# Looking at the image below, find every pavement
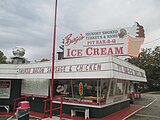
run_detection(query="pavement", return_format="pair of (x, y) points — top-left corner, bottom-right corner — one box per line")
(0, 105), (146, 120)
(42, 117), (69, 120)
(1, 92), (160, 120)
(127, 92), (160, 120)
(42, 92), (160, 120)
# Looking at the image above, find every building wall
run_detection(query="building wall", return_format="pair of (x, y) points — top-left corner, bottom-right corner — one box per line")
(0, 79), (22, 112)
(55, 100), (130, 118)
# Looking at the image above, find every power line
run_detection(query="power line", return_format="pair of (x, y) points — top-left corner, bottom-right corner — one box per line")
(144, 37), (160, 45)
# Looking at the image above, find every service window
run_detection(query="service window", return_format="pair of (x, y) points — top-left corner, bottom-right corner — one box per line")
(115, 80), (125, 95)
(54, 79), (100, 104)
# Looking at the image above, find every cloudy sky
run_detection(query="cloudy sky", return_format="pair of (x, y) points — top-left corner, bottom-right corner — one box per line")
(0, 0), (160, 62)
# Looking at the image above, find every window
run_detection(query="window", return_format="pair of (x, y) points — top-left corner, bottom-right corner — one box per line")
(109, 80), (116, 96)
(115, 80), (125, 95)
(101, 80), (109, 102)
(21, 79), (49, 98)
(54, 80), (99, 104)
(125, 81), (130, 94)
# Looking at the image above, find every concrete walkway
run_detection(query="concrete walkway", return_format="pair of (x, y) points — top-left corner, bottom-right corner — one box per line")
(1, 104), (144, 120)
(42, 116), (70, 120)
(5, 115), (68, 120)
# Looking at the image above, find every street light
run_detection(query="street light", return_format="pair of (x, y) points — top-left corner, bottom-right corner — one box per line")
(50, 0), (58, 118)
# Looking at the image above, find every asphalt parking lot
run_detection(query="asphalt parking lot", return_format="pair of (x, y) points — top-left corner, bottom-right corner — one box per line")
(127, 92), (160, 120)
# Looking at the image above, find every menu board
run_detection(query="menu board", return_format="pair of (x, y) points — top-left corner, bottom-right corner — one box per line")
(0, 80), (11, 98)
(21, 79), (49, 98)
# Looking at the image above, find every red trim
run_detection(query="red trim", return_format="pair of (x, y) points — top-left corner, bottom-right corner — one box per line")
(0, 105), (144, 120)
(61, 105), (144, 120)
(43, 95), (64, 119)
(63, 100), (98, 105)
(54, 99), (105, 106)
(0, 112), (14, 116)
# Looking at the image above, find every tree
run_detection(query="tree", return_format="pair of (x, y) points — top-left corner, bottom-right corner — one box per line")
(40, 58), (50, 62)
(0, 51), (7, 64)
(127, 47), (160, 91)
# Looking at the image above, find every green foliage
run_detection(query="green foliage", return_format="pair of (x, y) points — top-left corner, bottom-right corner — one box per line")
(0, 51), (7, 64)
(40, 58), (50, 62)
(127, 47), (160, 91)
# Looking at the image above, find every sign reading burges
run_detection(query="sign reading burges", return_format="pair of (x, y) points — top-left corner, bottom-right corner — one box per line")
(64, 22), (145, 58)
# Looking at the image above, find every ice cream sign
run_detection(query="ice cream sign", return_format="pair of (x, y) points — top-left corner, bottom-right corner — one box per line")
(64, 22), (145, 58)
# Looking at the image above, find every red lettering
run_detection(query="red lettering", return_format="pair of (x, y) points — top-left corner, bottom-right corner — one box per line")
(85, 47), (124, 56)
(65, 34), (72, 46)
(66, 49), (71, 57)
(101, 48), (107, 55)
(71, 49), (77, 56)
(108, 48), (113, 54)
(86, 47), (92, 55)
(67, 49), (83, 57)
(115, 47), (123, 54)
(64, 33), (85, 46)
(77, 49), (82, 56)
(93, 48), (100, 55)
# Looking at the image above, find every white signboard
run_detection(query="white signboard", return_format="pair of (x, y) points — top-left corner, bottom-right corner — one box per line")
(0, 80), (11, 98)
(64, 22), (145, 58)
(17, 61), (145, 79)
(21, 79), (49, 98)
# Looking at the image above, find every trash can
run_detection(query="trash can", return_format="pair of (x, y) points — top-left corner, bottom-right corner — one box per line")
(15, 101), (30, 120)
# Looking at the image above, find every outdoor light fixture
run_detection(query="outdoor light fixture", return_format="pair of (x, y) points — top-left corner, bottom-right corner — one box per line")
(32, 96), (35, 100)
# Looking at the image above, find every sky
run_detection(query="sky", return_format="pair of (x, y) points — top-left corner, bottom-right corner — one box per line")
(0, 0), (160, 62)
